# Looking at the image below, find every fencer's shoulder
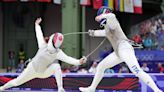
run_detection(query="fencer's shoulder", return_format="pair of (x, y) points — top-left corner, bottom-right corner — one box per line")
(56, 49), (66, 56)
(38, 44), (47, 50)
(106, 13), (116, 18)
(56, 49), (63, 53)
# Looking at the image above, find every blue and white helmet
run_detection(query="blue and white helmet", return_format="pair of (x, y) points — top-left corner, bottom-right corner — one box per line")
(97, 6), (113, 16)
(97, 6), (113, 27)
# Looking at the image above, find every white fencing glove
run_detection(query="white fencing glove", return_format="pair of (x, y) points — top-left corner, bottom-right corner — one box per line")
(79, 56), (87, 65)
(88, 29), (95, 37)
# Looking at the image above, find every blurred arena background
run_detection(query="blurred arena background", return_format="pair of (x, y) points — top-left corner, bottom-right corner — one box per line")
(0, 0), (164, 92)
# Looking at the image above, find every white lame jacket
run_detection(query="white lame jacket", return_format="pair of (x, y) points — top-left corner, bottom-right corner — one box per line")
(31, 24), (81, 73)
(93, 13), (128, 54)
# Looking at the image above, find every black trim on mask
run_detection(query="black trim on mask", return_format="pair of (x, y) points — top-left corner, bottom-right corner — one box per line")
(52, 36), (56, 48)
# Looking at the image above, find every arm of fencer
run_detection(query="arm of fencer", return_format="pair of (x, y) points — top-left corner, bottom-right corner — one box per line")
(35, 24), (46, 48)
(93, 29), (106, 37)
(56, 50), (81, 66)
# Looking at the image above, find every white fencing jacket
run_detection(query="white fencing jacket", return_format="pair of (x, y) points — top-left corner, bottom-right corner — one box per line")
(31, 24), (81, 73)
(93, 13), (129, 54)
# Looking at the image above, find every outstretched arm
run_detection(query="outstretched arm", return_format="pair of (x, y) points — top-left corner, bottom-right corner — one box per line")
(56, 50), (86, 66)
(88, 29), (106, 37)
(35, 18), (46, 48)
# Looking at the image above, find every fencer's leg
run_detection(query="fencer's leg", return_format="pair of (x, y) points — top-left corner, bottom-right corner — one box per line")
(119, 48), (162, 92)
(79, 52), (122, 92)
(41, 63), (65, 92)
(54, 64), (65, 92)
(0, 63), (37, 91)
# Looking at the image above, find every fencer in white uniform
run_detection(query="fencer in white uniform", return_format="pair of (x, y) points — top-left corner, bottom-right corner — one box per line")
(79, 6), (162, 92)
(0, 18), (87, 92)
